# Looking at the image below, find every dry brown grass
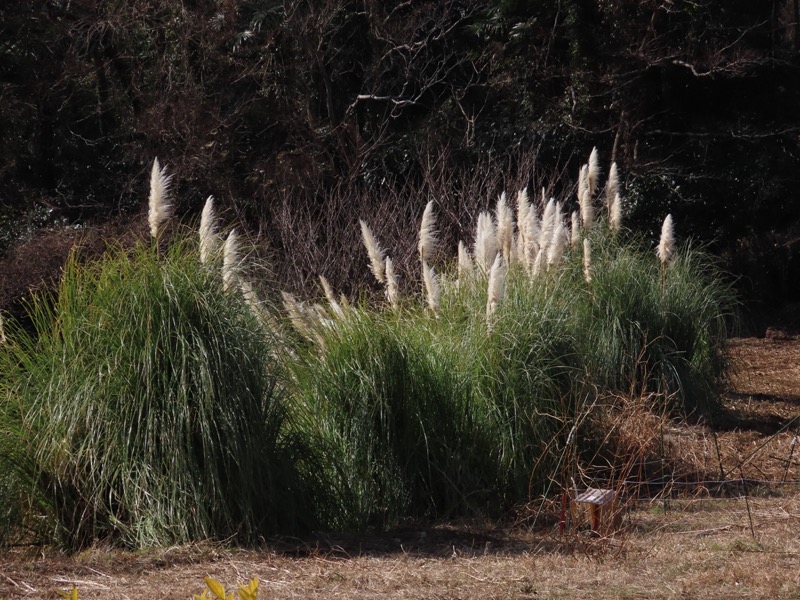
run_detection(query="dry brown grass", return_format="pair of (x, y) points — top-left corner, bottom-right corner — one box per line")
(2, 492), (799, 599)
(1, 337), (799, 600)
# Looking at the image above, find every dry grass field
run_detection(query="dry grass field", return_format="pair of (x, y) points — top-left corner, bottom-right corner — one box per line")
(2, 336), (798, 600)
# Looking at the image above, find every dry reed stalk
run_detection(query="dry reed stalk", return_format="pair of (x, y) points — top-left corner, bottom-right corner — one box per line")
(222, 229), (239, 292)
(199, 195), (217, 264)
(359, 219), (386, 284)
(148, 157), (173, 239)
(658, 214), (675, 265)
(385, 257), (400, 309)
(486, 253), (506, 327)
(422, 260), (440, 315)
(418, 200), (437, 263)
(474, 211), (497, 274)
(0, 314), (5, 344)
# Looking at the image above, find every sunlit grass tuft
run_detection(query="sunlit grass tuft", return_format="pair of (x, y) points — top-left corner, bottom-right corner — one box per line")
(0, 239), (305, 548)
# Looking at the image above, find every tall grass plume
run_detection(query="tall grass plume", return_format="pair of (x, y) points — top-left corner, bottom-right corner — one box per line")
(148, 158), (173, 239)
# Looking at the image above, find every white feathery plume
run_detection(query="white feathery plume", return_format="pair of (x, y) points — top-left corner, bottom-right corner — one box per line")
(529, 208), (541, 249)
(282, 291), (321, 344)
(516, 187), (533, 269)
(658, 214), (675, 265)
(496, 192), (514, 266)
(532, 247), (545, 277)
(512, 231), (522, 266)
(587, 146), (600, 198)
(319, 274), (336, 305)
(474, 211), (497, 274)
(222, 229), (240, 292)
(311, 303), (335, 329)
(547, 215), (567, 267)
(199, 195), (217, 264)
(359, 219), (386, 284)
(606, 161), (619, 207)
(458, 240), (475, 282)
(486, 253), (506, 327)
(525, 218), (541, 270)
(385, 257), (400, 309)
(583, 238), (592, 283)
(539, 197), (556, 255)
(579, 164), (594, 232)
(521, 207), (541, 272)
(578, 163), (588, 204)
(148, 157), (173, 239)
(320, 275), (344, 317)
(281, 291), (304, 330)
(571, 211), (580, 248)
(422, 260), (440, 315)
(516, 187), (530, 241)
(241, 279), (256, 305)
(418, 200), (437, 263)
(554, 200), (565, 237)
(610, 192), (623, 233)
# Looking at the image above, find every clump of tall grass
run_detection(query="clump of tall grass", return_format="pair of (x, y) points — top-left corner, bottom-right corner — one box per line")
(566, 231), (734, 415)
(0, 150), (736, 545)
(284, 307), (486, 528)
(0, 391), (54, 545)
(281, 149), (735, 526)
(283, 282), (583, 528)
(0, 238), (303, 548)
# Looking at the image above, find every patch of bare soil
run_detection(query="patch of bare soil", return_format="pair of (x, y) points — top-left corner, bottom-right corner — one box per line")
(2, 338), (799, 600)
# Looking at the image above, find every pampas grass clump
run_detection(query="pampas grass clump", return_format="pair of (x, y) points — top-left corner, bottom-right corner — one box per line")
(280, 148), (734, 528)
(0, 149), (737, 545)
(0, 240), (304, 548)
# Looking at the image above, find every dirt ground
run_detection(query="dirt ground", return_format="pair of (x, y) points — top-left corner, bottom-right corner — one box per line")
(2, 336), (799, 600)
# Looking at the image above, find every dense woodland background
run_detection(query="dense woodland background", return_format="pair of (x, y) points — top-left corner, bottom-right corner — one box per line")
(1, 0), (799, 328)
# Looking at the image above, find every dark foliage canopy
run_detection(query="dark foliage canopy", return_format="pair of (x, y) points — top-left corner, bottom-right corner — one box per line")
(1, 0), (799, 318)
